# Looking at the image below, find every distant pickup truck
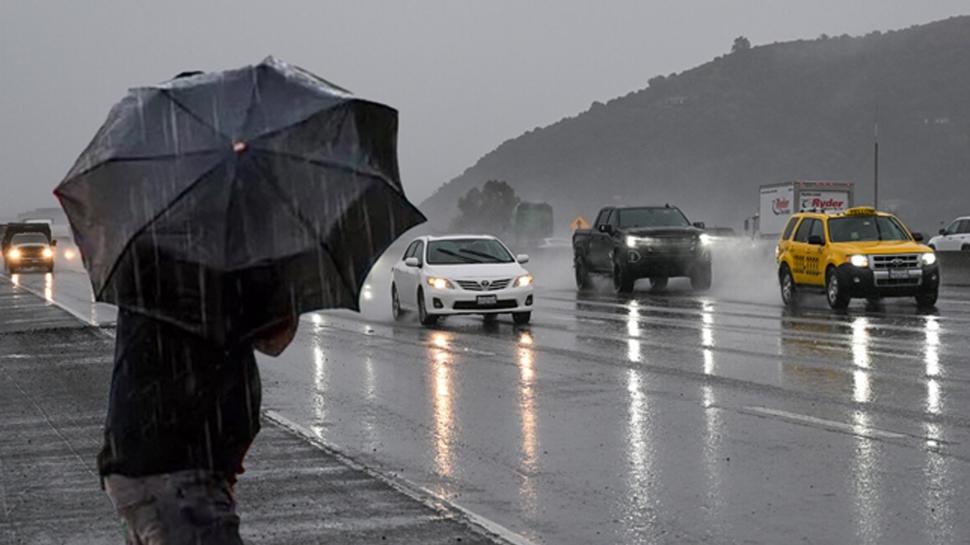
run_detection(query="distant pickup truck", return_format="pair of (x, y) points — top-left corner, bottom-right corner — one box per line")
(573, 205), (712, 293)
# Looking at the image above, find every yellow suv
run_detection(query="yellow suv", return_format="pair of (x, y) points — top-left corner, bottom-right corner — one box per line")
(776, 207), (939, 309)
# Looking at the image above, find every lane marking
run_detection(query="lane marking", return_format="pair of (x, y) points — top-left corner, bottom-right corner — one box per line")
(263, 409), (538, 545)
(743, 406), (907, 440)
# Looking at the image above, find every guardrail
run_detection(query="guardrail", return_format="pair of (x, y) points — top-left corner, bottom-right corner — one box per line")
(939, 251), (970, 287)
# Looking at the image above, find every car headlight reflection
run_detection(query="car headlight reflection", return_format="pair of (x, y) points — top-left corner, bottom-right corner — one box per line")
(921, 252), (937, 266)
(849, 254), (869, 268)
(427, 277), (454, 290)
(515, 274), (534, 288)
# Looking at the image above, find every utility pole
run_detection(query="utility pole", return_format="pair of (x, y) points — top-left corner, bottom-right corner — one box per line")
(873, 123), (879, 209)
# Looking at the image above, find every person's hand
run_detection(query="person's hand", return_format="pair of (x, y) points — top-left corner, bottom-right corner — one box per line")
(254, 315), (298, 356)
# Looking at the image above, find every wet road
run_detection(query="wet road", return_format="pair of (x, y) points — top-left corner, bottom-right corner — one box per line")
(7, 249), (970, 544)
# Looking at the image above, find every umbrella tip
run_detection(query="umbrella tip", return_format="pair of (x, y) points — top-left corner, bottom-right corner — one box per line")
(232, 141), (247, 153)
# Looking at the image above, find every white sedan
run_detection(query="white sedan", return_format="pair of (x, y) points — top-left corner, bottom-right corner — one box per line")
(928, 216), (970, 251)
(391, 235), (535, 326)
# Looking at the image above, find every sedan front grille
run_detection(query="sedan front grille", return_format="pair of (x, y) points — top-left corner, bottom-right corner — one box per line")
(456, 279), (512, 291)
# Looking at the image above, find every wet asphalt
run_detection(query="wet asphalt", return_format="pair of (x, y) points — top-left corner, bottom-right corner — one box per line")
(9, 245), (970, 545)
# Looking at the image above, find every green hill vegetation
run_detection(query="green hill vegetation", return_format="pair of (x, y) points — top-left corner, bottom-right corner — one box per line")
(421, 16), (970, 234)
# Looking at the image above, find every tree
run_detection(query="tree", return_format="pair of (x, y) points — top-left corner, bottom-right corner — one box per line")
(451, 180), (520, 235)
(731, 36), (751, 53)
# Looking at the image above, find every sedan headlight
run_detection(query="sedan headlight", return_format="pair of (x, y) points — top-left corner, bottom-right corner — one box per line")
(699, 233), (713, 246)
(515, 274), (534, 288)
(849, 254), (869, 268)
(42, 247), (54, 259)
(7, 248), (21, 261)
(427, 277), (454, 290)
(921, 252), (937, 266)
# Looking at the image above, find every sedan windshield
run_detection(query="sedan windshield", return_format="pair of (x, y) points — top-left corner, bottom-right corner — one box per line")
(427, 239), (514, 265)
(616, 208), (690, 228)
(828, 216), (911, 242)
(10, 233), (49, 245)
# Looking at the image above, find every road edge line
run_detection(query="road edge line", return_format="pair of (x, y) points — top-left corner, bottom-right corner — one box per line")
(1, 273), (115, 338)
(263, 409), (537, 545)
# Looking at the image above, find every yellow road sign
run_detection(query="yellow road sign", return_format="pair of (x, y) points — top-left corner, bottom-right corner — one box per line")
(570, 216), (591, 230)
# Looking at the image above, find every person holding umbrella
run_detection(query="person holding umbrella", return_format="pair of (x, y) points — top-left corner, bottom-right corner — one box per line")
(55, 58), (425, 544)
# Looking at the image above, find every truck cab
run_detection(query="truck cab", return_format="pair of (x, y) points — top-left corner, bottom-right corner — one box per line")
(573, 205), (712, 293)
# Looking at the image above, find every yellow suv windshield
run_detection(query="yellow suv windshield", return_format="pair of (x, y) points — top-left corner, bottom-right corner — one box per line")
(828, 215), (909, 243)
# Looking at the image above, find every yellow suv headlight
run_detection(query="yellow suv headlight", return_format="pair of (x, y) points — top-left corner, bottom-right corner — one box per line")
(849, 254), (869, 268)
(921, 253), (937, 266)
(427, 277), (454, 290)
(515, 274), (534, 288)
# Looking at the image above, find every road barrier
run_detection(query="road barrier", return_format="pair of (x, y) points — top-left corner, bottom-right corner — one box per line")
(939, 251), (970, 287)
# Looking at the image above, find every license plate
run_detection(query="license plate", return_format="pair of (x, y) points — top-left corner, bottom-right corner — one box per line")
(476, 295), (498, 306)
(889, 269), (909, 279)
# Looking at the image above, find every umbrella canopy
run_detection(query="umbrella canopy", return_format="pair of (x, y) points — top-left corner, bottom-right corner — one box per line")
(55, 57), (426, 344)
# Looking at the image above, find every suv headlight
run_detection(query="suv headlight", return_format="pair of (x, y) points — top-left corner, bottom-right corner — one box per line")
(921, 253), (937, 266)
(515, 274), (534, 288)
(625, 236), (637, 248)
(849, 254), (869, 268)
(7, 248), (21, 261)
(699, 233), (713, 246)
(427, 277), (454, 290)
(42, 247), (54, 259)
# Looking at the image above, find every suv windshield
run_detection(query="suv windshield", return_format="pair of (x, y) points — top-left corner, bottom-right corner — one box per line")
(616, 208), (690, 228)
(427, 239), (514, 265)
(828, 216), (910, 243)
(10, 233), (50, 245)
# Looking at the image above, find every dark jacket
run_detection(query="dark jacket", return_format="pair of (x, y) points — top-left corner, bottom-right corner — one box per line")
(97, 309), (261, 478)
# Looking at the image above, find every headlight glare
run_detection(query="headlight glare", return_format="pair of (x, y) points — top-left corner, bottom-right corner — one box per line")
(921, 252), (937, 266)
(849, 254), (869, 268)
(625, 236), (637, 248)
(515, 274), (534, 288)
(699, 233), (713, 246)
(42, 247), (54, 259)
(427, 277), (453, 290)
(7, 248), (21, 261)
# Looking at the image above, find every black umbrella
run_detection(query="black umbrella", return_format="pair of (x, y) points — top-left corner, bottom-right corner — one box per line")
(55, 57), (426, 344)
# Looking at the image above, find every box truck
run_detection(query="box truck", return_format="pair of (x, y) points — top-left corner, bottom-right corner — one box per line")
(757, 181), (854, 238)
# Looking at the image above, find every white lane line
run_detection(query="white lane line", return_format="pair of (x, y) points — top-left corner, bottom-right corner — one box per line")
(263, 409), (537, 545)
(743, 406), (907, 440)
(2, 274), (115, 338)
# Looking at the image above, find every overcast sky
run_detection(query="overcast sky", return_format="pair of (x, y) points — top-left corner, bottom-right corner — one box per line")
(1, 1), (966, 219)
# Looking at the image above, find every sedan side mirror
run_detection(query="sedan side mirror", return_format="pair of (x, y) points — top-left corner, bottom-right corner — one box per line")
(808, 235), (824, 245)
(404, 257), (420, 268)
(939, 228), (946, 236)
(912, 232), (924, 242)
(693, 222), (706, 229)
(517, 254), (530, 264)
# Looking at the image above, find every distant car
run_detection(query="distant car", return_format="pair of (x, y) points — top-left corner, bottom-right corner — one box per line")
(391, 235), (535, 326)
(928, 216), (970, 251)
(4, 232), (56, 274)
(776, 207), (938, 309)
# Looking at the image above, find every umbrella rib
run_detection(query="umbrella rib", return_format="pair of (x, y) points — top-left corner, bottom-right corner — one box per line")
(58, 150), (224, 186)
(253, 148), (394, 188)
(159, 89), (233, 141)
(94, 158), (230, 301)
(248, 158), (360, 300)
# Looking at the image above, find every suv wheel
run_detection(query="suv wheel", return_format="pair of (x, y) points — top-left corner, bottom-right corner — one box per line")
(613, 264), (634, 294)
(916, 290), (939, 308)
(779, 265), (797, 307)
(391, 284), (404, 320)
(690, 262), (712, 291)
(575, 260), (591, 290)
(963, 244), (970, 252)
(825, 268), (851, 310)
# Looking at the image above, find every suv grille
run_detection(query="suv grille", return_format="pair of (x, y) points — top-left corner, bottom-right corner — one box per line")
(456, 279), (512, 291)
(871, 254), (920, 270)
(870, 254), (922, 287)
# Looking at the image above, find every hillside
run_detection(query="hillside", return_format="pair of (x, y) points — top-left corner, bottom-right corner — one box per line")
(421, 16), (970, 233)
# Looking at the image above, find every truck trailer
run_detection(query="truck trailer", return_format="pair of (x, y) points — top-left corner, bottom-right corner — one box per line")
(757, 181), (854, 239)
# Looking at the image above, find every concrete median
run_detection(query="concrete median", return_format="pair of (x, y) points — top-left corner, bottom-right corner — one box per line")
(939, 251), (970, 287)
